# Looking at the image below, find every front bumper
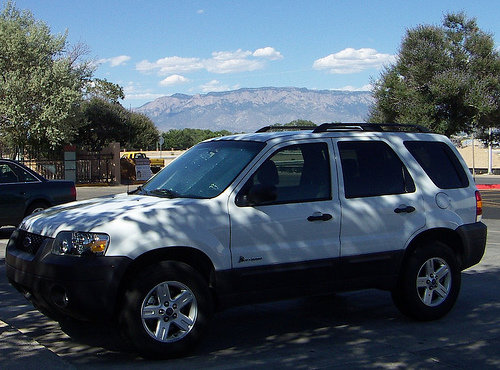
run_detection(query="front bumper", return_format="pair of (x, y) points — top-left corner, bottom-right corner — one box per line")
(5, 229), (132, 321)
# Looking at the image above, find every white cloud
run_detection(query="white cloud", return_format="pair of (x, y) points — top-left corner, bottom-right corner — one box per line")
(159, 74), (190, 86)
(206, 49), (264, 74)
(197, 9), (205, 14)
(136, 47), (283, 75)
(336, 84), (373, 91)
(200, 80), (239, 93)
(313, 48), (395, 74)
(137, 56), (204, 75)
(98, 55), (131, 67)
(123, 82), (163, 101)
(253, 47), (283, 60)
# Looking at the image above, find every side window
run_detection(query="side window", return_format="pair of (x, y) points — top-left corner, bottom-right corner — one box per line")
(339, 141), (415, 199)
(238, 142), (331, 205)
(0, 164), (19, 183)
(11, 164), (37, 182)
(404, 141), (469, 189)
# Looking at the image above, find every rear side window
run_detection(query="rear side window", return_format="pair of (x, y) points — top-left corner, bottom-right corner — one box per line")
(339, 141), (415, 198)
(404, 141), (469, 189)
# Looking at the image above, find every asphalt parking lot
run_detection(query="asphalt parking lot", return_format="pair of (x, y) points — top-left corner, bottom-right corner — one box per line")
(0, 186), (499, 369)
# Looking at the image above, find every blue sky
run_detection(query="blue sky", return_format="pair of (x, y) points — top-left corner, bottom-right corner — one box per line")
(11, 0), (500, 108)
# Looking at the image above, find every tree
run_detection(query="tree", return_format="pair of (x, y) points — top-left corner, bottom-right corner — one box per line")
(0, 2), (93, 157)
(85, 78), (125, 104)
(273, 119), (317, 127)
(76, 98), (129, 151)
(369, 12), (500, 137)
(127, 112), (159, 150)
(162, 128), (233, 150)
(75, 98), (159, 151)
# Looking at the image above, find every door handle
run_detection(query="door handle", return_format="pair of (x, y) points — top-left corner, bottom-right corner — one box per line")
(307, 213), (333, 222)
(394, 205), (416, 214)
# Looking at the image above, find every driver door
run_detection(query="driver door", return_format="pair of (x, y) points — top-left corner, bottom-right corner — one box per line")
(228, 140), (341, 290)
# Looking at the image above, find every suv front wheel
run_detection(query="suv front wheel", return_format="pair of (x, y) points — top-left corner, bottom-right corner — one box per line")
(121, 261), (214, 358)
(392, 241), (461, 321)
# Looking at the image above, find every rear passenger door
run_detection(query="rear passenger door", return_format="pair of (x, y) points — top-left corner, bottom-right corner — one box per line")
(336, 139), (425, 276)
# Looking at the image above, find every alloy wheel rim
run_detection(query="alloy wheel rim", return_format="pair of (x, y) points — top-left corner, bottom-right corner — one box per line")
(141, 281), (198, 343)
(416, 257), (452, 307)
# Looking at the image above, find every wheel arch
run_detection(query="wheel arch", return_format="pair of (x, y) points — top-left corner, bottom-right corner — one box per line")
(404, 228), (465, 268)
(24, 198), (51, 216)
(116, 246), (217, 312)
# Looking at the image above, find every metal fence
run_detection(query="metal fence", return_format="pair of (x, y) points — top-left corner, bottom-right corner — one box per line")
(20, 154), (115, 184)
(76, 153), (115, 184)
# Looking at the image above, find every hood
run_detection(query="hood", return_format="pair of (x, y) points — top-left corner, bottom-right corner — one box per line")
(20, 192), (192, 237)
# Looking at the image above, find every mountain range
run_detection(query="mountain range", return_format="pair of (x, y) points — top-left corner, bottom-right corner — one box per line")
(135, 87), (374, 133)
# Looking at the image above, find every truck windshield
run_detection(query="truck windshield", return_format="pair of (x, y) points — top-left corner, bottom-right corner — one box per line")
(139, 140), (265, 199)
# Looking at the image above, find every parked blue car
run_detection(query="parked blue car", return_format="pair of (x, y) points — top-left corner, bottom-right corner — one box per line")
(0, 159), (76, 227)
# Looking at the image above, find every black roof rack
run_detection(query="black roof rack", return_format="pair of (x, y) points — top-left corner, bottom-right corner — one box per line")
(255, 123), (431, 134)
(255, 125), (317, 133)
(312, 123), (430, 133)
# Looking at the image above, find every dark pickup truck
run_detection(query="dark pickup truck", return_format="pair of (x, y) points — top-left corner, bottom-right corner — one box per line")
(0, 159), (76, 227)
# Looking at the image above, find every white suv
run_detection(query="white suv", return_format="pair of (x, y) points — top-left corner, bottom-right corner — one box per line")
(6, 123), (487, 358)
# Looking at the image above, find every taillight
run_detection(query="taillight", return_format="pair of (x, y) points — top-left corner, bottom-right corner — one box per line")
(71, 185), (77, 200)
(475, 190), (483, 222)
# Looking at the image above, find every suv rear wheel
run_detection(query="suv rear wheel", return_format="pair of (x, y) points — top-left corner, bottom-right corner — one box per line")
(392, 241), (461, 321)
(121, 261), (213, 358)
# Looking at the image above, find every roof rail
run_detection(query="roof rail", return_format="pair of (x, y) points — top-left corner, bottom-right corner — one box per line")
(256, 125), (317, 133)
(312, 122), (430, 133)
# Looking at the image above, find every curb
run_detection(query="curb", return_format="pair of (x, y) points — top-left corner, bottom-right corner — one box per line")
(476, 184), (500, 190)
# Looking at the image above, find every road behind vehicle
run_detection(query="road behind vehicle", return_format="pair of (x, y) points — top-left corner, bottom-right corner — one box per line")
(0, 159), (76, 227)
(5, 123), (486, 358)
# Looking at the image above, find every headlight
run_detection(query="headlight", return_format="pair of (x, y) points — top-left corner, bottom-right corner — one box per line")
(53, 231), (110, 256)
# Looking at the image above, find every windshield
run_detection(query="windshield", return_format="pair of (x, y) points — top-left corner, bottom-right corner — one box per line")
(138, 140), (265, 199)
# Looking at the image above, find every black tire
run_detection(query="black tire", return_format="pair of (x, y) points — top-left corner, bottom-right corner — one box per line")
(392, 241), (461, 321)
(120, 261), (213, 359)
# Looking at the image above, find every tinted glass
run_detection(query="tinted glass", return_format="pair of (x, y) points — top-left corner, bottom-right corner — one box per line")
(0, 163), (19, 183)
(404, 141), (469, 189)
(11, 163), (38, 182)
(339, 141), (415, 198)
(241, 142), (331, 205)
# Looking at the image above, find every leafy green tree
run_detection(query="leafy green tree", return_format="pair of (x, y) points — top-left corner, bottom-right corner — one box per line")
(0, 2), (93, 157)
(85, 78), (125, 104)
(273, 119), (317, 127)
(369, 12), (500, 136)
(75, 98), (159, 151)
(284, 119), (316, 127)
(162, 128), (232, 150)
(127, 112), (159, 150)
(76, 98), (129, 151)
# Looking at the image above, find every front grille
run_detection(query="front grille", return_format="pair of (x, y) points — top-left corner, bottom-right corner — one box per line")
(14, 230), (49, 255)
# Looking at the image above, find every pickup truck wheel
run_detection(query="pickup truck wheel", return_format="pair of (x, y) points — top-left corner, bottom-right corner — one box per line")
(121, 261), (213, 359)
(392, 242), (461, 321)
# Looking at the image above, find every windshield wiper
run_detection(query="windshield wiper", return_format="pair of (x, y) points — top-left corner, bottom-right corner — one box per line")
(128, 185), (143, 195)
(148, 189), (180, 198)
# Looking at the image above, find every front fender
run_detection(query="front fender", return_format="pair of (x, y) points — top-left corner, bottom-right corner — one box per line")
(102, 199), (231, 270)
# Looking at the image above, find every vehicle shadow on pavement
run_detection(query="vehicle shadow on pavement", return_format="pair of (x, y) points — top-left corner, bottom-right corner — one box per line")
(0, 266), (499, 368)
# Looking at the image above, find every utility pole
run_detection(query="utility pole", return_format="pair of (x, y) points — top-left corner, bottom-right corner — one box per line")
(488, 128), (493, 174)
